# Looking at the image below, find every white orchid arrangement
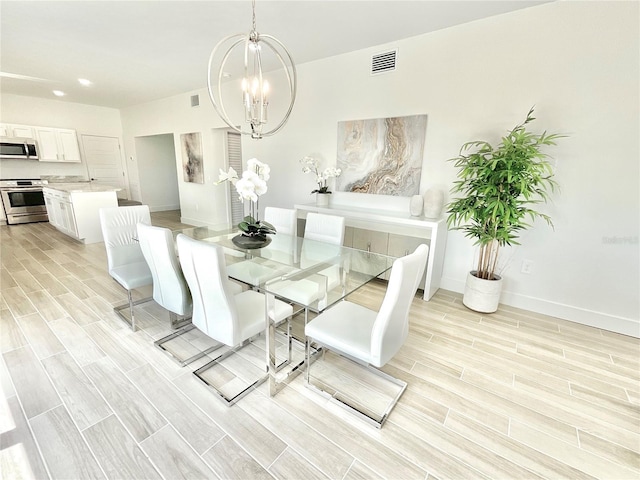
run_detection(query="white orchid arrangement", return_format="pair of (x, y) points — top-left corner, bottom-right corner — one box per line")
(218, 158), (276, 238)
(300, 156), (342, 194)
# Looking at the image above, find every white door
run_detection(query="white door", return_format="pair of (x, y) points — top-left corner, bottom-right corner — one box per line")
(82, 135), (127, 199)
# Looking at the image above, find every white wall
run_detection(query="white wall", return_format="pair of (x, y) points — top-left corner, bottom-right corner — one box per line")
(0, 94), (125, 183)
(134, 134), (180, 211)
(120, 1), (639, 335)
(120, 94), (232, 227)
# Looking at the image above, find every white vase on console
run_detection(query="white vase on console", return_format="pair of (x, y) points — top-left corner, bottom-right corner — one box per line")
(423, 188), (444, 218)
(316, 193), (330, 207)
(409, 195), (423, 216)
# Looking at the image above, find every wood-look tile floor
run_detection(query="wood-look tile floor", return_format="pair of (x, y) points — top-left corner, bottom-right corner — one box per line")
(1, 211), (639, 479)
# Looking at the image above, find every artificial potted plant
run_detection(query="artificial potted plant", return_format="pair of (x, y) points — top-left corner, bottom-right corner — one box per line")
(217, 158), (276, 249)
(300, 156), (342, 207)
(446, 107), (562, 313)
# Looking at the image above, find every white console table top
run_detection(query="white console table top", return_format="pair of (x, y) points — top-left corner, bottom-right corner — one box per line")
(294, 203), (445, 230)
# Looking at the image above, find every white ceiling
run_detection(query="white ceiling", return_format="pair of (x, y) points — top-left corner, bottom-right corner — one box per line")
(0, 1), (548, 109)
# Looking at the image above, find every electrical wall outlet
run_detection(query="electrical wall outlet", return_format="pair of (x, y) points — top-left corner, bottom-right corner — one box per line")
(521, 259), (534, 274)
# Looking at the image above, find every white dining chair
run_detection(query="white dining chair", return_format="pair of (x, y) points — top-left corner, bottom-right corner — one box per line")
(304, 212), (344, 245)
(257, 207), (298, 268)
(99, 205), (153, 331)
(136, 223), (192, 329)
(140, 225), (244, 366)
(264, 206), (297, 236)
(302, 211), (345, 294)
(304, 243), (429, 427)
(177, 234), (293, 405)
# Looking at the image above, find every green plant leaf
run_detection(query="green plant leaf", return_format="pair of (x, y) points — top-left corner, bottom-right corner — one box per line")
(446, 107), (563, 278)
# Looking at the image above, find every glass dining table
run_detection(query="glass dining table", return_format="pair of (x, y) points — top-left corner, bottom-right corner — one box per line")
(175, 226), (395, 396)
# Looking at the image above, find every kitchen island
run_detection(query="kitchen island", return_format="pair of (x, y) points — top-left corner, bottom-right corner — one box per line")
(43, 183), (119, 244)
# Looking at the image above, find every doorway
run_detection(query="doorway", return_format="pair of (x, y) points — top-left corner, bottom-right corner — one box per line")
(134, 134), (180, 212)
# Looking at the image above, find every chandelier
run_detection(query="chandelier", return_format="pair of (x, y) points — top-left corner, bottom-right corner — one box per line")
(207, 0), (297, 139)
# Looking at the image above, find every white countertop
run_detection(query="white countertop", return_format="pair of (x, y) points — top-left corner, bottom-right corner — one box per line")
(43, 182), (121, 193)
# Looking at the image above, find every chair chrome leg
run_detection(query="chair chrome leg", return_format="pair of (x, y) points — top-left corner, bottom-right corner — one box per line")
(154, 324), (223, 367)
(286, 318), (292, 364)
(303, 348), (407, 428)
(305, 335), (311, 383)
(128, 290), (135, 331)
(113, 292), (152, 331)
(169, 311), (192, 330)
(194, 345), (268, 406)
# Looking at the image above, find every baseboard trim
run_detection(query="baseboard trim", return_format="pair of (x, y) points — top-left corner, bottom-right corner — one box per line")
(440, 277), (639, 338)
(179, 216), (229, 230)
(149, 204), (180, 212)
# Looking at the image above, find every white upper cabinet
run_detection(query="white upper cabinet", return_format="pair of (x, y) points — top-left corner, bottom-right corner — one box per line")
(35, 127), (81, 163)
(0, 123), (35, 138)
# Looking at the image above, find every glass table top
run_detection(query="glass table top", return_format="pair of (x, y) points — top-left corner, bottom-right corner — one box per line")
(174, 226), (394, 312)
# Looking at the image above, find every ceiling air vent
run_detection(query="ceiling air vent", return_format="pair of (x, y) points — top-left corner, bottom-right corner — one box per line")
(190, 94), (200, 107)
(371, 49), (397, 75)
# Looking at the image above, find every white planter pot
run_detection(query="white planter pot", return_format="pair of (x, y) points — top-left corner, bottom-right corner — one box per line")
(463, 271), (503, 313)
(316, 193), (330, 207)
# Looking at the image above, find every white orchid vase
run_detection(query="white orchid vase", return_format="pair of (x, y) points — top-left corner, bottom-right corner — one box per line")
(300, 156), (341, 194)
(218, 158), (276, 240)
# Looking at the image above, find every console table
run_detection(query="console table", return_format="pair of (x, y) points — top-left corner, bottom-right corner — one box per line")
(294, 203), (447, 300)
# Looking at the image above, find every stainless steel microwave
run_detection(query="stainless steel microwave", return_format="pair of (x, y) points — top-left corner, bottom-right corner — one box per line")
(0, 137), (39, 160)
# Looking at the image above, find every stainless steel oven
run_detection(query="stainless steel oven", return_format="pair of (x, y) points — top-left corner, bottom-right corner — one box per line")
(0, 179), (49, 224)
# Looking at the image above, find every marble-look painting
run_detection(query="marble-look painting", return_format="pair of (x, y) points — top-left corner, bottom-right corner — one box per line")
(336, 114), (427, 196)
(181, 132), (204, 184)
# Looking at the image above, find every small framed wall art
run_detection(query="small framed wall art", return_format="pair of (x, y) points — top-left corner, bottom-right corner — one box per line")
(181, 132), (204, 184)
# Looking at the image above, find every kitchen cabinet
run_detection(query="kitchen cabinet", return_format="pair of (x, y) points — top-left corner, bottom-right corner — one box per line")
(0, 123), (35, 138)
(43, 186), (118, 243)
(44, 189), (78, 238)
(35, 127), (81, 163)
(296, 203), (448, 300)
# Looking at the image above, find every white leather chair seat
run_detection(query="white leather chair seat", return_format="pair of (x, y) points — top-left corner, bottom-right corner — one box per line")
(110, 262), (154, 290)
(317, 265), (340, 291)
(267, 277), (325, 306)
(305, 301), (377, 364)
(228, 280), (244, 295)
(227, 260), (296, 286)
(235, 290), (293, 340)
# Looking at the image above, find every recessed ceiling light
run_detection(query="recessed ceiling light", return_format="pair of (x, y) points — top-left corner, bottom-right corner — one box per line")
(78, 78), (92, 86)
(52, 90), (65, 97)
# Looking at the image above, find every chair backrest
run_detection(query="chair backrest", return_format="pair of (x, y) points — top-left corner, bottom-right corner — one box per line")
(99, 205), (151, 273)
(304, 212), (345, 245)
(264, 207), (297, 236)
(137, 223), (191, 316)
(176, 234), (240, 346)
(370, 244), (429, 367)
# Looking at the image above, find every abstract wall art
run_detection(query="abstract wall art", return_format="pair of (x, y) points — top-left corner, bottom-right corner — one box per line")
(180, 132), (204, 184)
(336, 114), (427, 196)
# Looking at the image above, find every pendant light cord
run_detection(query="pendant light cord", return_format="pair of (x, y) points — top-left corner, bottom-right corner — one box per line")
(251, 0), (257, 32)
